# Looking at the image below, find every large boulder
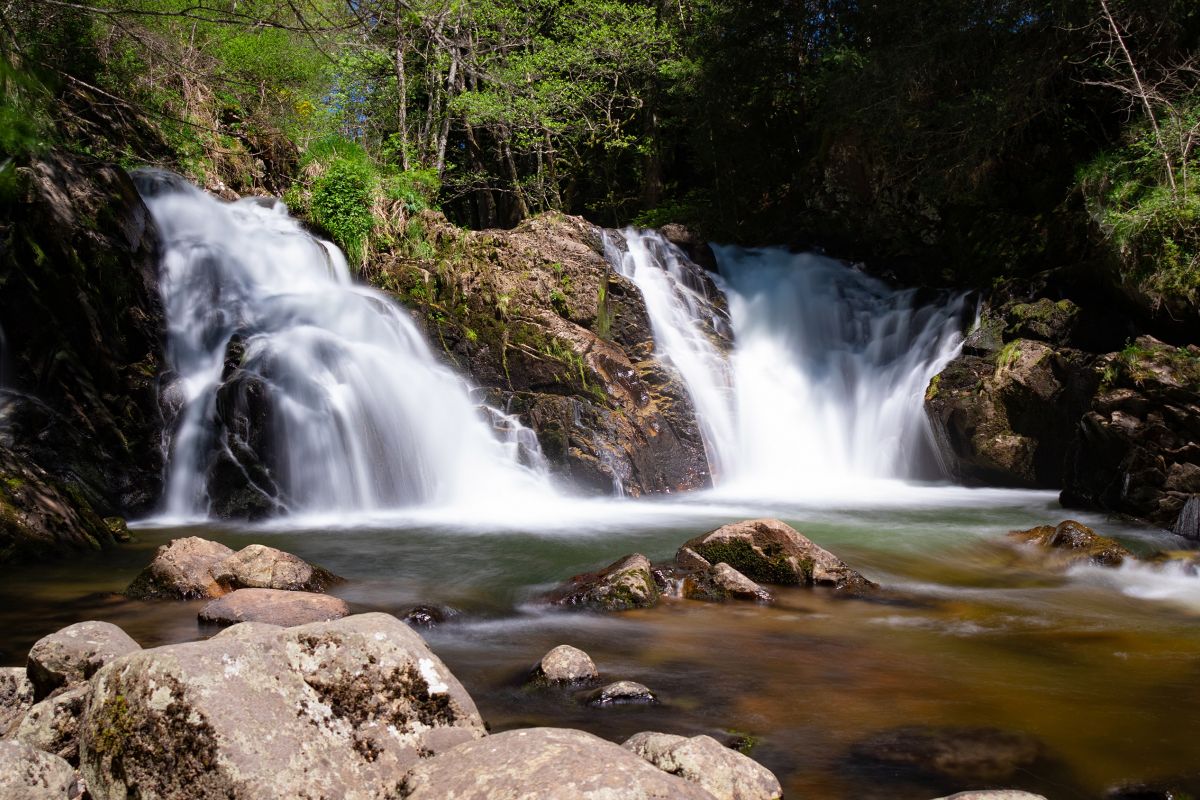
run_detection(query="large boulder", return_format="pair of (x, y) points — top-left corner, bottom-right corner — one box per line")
(623, 731), (782, 800)
(26, 621), (140, 701)
(399, 727), (718, 799)
(0, 667), (35, 736)
(198, 588), (350, 628)
(124, 536), (234, 599)
(547, 553), (660, 611)
(214, 543), (341, 592)
(14, 684), (89, 765)
(0, 153), (166, 564)
(1061, 336), (1200, 529)
(1007, 520), (1132, 568)
(0, 740), (76, 799)
(79, 613), (484, 800)
(680, 519), (875, 592)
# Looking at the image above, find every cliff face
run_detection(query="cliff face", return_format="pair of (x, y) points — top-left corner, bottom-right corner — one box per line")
(0, 154), (166, 562)
(370, 212), (717, 497)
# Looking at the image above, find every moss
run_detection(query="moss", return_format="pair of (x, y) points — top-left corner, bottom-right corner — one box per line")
(91, 693), (134, 758)
(996, 341), (1022, 370)
(693, 540), (802, 586)
(924, 373), (941, 401)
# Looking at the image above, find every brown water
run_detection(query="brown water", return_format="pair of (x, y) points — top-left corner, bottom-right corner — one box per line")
(3, 488), (1198, 799)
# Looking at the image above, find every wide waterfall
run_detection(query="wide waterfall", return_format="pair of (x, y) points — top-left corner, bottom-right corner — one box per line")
(609, 230), (968, 496)
(138, 172), (548, 519)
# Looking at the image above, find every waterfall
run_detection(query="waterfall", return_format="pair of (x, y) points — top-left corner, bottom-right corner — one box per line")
(607, 230), (967, 496)
(139, 172), (548, 519)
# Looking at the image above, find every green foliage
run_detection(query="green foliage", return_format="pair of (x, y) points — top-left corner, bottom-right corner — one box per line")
(309, 148), (377, 267)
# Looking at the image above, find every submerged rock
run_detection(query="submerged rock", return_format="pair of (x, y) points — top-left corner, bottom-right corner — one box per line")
(547, 553), (660, 611)
(79, 613), (485, 800)
(0, 739), (76, 799)
(214, 543), (341, 592)
(197, 588), (351, 628)
(0, 668), (35, 736)
(402, 604), (461, 629)
(26, 621), (140, 701)
(124, 536), (234, 600)
(851, 725), (1045, 783)
(14, 684), (88, 765)
(682, 563), (773, 604)
(400, 727), (717, 800)
(531, 645), (599, 685)
(586, 680), (657, 707)
(1008, 520), (1132, 567)
(681, 519), (876, 592)
(623, 731), (782, 800)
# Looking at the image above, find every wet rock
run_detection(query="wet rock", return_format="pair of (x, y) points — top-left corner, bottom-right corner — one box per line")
(851, 725), (1045, 783)
(681, 519), (876, 592)
(1008, 520), (1132, 567)
(0, 739), (76, 799)
(79, 613), (486, 800)
(214, 543), (341, 592)
(26, 621), (140, 701)
(1174, 495), (1200, 541)
(402, 604), (460, 629)
(682, 563), (773, 604)
(123, 536), (234, 600)
(531, 645), (598, 684)
(400, 727), (717, 800)
(14, 684), (88, 765)
(586, 680), (657, 707)
(547, 553), (660, 611)
(206, 368), (285, 520)
(676, 546), (712, 571)
(1061, 337), (1200, 528)
(624, 731), (782, 800)
(0, 667), (35, 736)
(198, 588), (351, 628)
(932, 793), (1048, 800)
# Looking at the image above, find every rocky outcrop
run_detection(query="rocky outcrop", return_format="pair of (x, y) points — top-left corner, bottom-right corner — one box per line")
(623, 732), (783, 800)
(1060, 336), (1200, 528)
(0, 739), (77, 799)
(530, 645), (599, 685)
(0, 153), (165, 563)
(1008, 520), (1132, 568)
(79, 613), (485, 800)
(680, 518), (876, 593)
(26, 621), (140, 701)
(367, 212), (718, 498)
(546, 553), (660, 611)
(399, 727), (717, 800)
(124, 537), (341, 600)
(198, 588), (350, 627)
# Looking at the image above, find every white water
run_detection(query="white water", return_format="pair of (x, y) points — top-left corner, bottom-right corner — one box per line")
(139, 173), (548, 519)
(607, 230), (967, 497)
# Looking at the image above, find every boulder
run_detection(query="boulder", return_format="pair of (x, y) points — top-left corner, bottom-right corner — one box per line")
(682, 563), (773, 604)
(198, 588), (351, 627)
(851, 725), (1044, 783)
(124, 536), (234, 599)
(586, 681), (657, 707)
(531, 645), (598, 684)
(1008, 520), (1132, 567)
(79, 613), (485, 800)
(680, 519), (875, 592)
(26, 621), (141, 701)
(14, 684), (89, 765)
(623, 732), (782, 800)
(0, 740), (76, 799)
(547, 553), (660, 611)
(213, 543), (341, 592)
(399, 727), (718, 799)
(0, 667), (35, 736)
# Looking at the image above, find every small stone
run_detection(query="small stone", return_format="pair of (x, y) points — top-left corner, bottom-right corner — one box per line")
(547, 553), (660, 611)
(214, 543), (341, 593)
(198, 588), (350, 628)
(0, 739), (75, 799)
(14, 684), (89, 765)
(624, 731), (782, 800)
(532, 645), (598, 684)
(0, 667), (35, 736)
(124, 537), (234, 600)
(26, 621), (140, 701)
(401, 727), (716, 800)
(586, 680), (656, 707)
(402, 605), (460, 629)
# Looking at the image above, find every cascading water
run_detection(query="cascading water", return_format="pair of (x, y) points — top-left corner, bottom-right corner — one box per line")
(607, 230), (968, 496)
(139, 172), (548, 520)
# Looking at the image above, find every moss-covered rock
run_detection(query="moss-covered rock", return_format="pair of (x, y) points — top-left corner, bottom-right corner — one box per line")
(546, 553), (660, 611)
(1007, 520), (1132, 568)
